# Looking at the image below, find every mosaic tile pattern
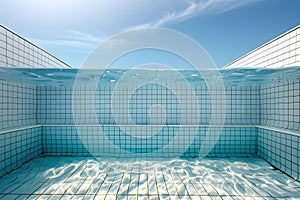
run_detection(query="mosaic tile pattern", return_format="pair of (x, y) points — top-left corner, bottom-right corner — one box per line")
(37, 84), (260, 126)
(0, 126), (42, 177)
(0, 157), (299, 199)
(259, 77), (300, 181)
(0, 80), (37, 132)
(42, 126), (257, 157)
(261, 78), (300, 131)
(1, 69), (299, 184)
(0, 25), (70, 68)
(258, 127), (300, 180)
(224, 25), (300, 68)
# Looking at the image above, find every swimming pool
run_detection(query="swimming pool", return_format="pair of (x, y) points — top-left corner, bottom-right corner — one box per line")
(0, 67), (299, 199)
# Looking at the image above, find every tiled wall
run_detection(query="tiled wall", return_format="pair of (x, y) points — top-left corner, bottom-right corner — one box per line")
(42, 125), (257, 157)
(0, 80), (36, 132)
(261, 78), (300, 131)
(0, 126), (42, 177)
(224, 25), (300, 68)
(258, 127), (300, 180)
(224, 85), (260, 125)
(0, 80), (41, 178)
(0, 72), (299, 180)
(36, 84), (260, 125)
(42, 126), (89, 156)
(0, 25), (70, 68)
(259, 77), (300, 180)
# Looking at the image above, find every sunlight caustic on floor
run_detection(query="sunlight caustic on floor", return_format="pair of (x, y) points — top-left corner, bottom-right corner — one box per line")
(0, 157), (299, 199)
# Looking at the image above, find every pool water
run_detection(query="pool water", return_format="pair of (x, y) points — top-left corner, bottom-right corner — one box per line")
(0, 67), (299, 199)
(0, 156), (299, 199)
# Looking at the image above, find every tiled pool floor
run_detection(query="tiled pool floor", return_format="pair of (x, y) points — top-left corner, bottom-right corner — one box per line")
(0, 156), (299, 200)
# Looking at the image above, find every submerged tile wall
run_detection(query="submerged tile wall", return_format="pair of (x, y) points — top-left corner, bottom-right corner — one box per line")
(42, 126), (257, 157)
(0, 126), (42, 177)
(258, 77), (300, 180)
(258, 127), (300, 180)
(36, 83), (259, 157)
(0, 80), (36, 132)
(36, 84), (260, 126)
(0, 80), (41, 177)
(0, 75), (299, 180)
(261, 78), (300, 131)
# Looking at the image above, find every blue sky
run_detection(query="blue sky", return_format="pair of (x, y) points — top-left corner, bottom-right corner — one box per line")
(0, 0), (299, 68)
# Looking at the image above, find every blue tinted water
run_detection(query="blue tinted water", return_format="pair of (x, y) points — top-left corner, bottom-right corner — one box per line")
(0, 67), (300, 198)
(0, 67), (299, 86)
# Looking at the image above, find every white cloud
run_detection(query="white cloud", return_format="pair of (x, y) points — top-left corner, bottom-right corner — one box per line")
(0, 0), (260, 66)
(138, 0), (260, 27)
(38, 0), (259, 54)
(64, 30), (105, 44)
(29, 30), (106, 51)
(3, 0), (259, 46)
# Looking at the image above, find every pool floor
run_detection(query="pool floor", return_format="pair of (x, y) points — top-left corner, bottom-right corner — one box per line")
(0, 156), (299, 199)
